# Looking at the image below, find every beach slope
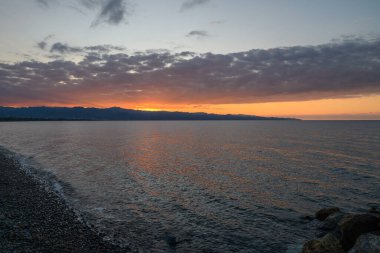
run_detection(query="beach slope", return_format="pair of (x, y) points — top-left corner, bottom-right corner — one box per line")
(0, 152), (128, 252)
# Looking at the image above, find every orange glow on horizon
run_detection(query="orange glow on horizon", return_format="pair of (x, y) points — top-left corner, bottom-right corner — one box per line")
(4, 94), (380, 120)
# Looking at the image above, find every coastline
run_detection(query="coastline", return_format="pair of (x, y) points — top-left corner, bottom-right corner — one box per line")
(0, 150), (129, 252)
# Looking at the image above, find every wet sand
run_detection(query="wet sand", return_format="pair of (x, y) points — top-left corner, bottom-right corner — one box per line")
(0, 151), (129, 252)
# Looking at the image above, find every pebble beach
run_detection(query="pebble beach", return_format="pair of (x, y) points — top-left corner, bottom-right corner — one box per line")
(0, 152), (129, 253)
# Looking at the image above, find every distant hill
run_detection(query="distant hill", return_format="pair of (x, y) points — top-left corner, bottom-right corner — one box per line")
(0, 106), (297, 121)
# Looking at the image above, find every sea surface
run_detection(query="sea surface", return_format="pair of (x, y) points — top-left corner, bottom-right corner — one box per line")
(0, 121), (379, 252)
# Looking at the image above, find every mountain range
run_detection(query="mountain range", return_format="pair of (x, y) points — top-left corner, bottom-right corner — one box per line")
(0, 106), (296, 121)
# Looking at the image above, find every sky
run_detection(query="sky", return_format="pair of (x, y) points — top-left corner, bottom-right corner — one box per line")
(0, 0), (380, 119)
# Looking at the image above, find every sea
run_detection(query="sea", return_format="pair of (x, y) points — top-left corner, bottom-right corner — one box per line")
(0, 120), (379, 252)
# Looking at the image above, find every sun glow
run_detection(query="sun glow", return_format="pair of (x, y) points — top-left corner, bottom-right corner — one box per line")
(134, 106), (162, 112)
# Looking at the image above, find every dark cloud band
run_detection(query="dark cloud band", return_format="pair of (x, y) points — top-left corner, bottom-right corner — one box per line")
(37, 40), (125, 54)
(1, 38), (380, 106)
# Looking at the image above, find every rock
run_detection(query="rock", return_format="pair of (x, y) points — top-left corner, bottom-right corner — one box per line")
(302, 233), (344, 253)
(286, 243), (304, 253)
(316, 212), (347, 238)
(319, 212), (347, 230)
(316, 207), (340, 221)
(340, 214), (380, 251)
(338, 214), (355, 227)
(301, 215), (314, 221)
(348, 233), (380, 253)
(164, 234), (177, 247)
(368, 207), (380, 215)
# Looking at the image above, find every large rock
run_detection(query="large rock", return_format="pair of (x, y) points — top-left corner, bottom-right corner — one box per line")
(302, 233), (344, 253)
(348, 232), (380, 253)
(316, 212), (347, 238)
(316, 207), (340, 221)
(339, 214), (380, 251)
(368, 207), (380, 216)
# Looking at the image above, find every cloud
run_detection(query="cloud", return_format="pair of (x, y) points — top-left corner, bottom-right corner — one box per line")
(210, 20), (224, 25)
(36, 35), (55, 50)
(50, 43), (82, 54)
(84, 45), (125, 52)
(37, 40), (125, 54)
(186, 30), (209, 38)
(37, 41), (48, 50)
(35, 0), (52, 7)
(1, 38), (380, 107)
(180, 0), (211, 12)
(91, 0), (130, 27)
(35, 0), (131, 26)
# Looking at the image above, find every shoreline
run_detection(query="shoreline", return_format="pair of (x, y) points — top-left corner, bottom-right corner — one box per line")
(0, 151), (130, 252)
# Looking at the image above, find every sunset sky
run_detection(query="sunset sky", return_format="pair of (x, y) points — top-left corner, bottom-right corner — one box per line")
(0, 0), (380, 119)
